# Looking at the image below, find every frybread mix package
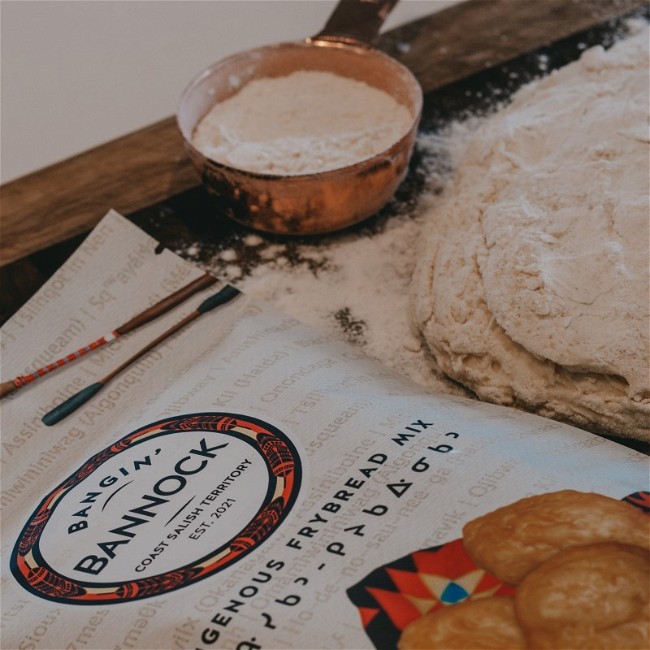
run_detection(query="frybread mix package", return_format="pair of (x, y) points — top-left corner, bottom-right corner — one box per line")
(1, 212), (647, 650)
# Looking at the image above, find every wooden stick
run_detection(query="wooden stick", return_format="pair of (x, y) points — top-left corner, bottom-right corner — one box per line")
(0, 272), (217, 399)
(42, 284), (240, 426)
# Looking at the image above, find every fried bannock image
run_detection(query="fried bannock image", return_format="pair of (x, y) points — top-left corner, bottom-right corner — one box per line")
(398, 597), (527, 650)
(514, 542), (649, 649)
(462, 490), (649, 584)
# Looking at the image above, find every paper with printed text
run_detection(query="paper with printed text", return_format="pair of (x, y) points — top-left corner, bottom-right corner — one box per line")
(1, 212), (647, 650)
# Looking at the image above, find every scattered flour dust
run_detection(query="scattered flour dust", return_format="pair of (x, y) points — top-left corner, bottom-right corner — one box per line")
(180, 129), (473, 395)
(241, 206), (452, 392)
(192, 71), (413, 175)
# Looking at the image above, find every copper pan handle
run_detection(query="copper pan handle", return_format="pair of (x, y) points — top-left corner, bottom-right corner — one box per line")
(312, 0), (401, 47)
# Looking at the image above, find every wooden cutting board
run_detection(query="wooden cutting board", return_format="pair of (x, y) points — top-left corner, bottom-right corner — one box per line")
(0, 0), (646, 270)
(0, 0), (649, 322)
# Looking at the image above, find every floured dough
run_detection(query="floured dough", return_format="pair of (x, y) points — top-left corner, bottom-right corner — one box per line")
(412, 28), (650, 440)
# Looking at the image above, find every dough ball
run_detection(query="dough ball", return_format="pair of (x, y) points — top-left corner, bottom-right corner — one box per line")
(398, 597), (526, 649)
(515, 542), (650, 649)
(411, 29), (650, 440)
(462, 490), (650, 585)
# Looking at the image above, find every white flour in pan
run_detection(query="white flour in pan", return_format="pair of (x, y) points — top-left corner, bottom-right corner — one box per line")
(412, 27), (650, 440)
(192, 71), (412, 175)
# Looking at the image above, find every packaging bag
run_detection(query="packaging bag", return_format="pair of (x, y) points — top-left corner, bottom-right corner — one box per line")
(1, 212), (647, 649)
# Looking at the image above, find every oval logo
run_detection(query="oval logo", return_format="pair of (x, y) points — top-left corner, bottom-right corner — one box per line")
(11, 413), (301, 604)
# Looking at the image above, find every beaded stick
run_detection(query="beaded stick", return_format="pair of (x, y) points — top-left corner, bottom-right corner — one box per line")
(42, 284), (241, 425)
(0, 273), (217, 399)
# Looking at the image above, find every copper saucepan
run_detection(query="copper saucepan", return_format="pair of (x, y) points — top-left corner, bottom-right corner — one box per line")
(177, 0), (423, 236)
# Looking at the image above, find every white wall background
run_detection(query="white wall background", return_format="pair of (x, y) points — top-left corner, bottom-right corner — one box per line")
(0, 0), (459, 184)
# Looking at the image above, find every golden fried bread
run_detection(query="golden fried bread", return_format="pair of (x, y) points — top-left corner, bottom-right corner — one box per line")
(462, 490), (649, 584)
(398, 597), (527, 650)
(515, 542), (649, 649)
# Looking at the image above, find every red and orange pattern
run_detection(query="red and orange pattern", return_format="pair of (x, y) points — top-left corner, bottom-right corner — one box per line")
(11, 413), (301, 605)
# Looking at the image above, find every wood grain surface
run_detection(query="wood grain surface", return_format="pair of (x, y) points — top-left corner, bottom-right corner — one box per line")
(0, 0), (645, 267)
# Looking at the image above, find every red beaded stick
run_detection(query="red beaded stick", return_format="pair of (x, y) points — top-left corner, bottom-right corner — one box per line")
(0, 273), (217, 399)
(42, 284), (241, 425)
